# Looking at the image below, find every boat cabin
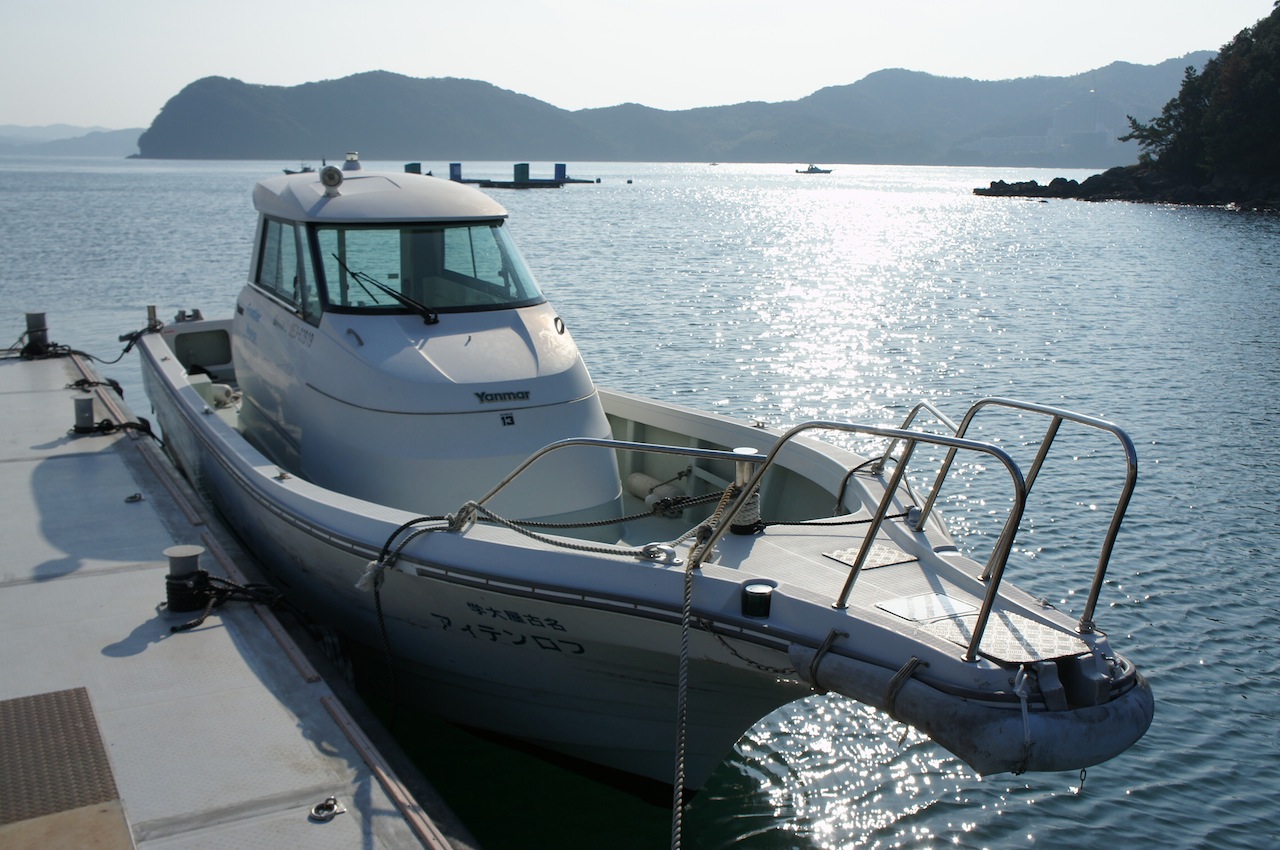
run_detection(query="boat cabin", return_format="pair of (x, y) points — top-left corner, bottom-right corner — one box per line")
(230, 158), (622, 524)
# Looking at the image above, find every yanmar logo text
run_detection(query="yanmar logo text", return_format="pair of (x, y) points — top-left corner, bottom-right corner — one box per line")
(475, 390), (530, 404)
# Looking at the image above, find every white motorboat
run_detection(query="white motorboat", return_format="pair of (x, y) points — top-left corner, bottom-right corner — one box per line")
(138, 156), (1153, 790)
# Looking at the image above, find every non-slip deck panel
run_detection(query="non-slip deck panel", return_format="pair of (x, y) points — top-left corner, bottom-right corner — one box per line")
(0, 687), (119, 826)
(922, 609), (1090, 663)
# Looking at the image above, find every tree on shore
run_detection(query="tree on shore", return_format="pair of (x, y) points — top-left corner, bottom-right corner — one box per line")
(1121, 3), (1280, 185)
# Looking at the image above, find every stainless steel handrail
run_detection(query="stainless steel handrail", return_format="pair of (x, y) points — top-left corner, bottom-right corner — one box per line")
(869, 400), (961, 474)
(914, 397), (1138, 635)
(695, 421), (1027, 662)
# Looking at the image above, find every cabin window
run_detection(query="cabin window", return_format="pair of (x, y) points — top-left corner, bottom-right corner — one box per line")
(311, 221), (545, 314)
(256, 217), (301, 306)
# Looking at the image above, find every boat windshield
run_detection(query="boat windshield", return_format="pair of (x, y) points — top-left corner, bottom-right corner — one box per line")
(312, 221), (544, 314)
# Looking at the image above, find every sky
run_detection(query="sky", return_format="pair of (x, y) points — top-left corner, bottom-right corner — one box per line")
(2, 0), (1274, 129)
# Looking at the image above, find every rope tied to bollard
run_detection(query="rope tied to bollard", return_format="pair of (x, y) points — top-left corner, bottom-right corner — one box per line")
(163, 545), (283, 633)
(166, 568), (285, 632)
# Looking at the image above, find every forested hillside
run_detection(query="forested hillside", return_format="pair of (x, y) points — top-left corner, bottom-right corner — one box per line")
(1122, 3), (1280, 188)
(977, 5), (1280, 208)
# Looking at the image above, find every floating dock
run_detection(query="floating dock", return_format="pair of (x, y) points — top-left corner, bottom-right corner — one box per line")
(436, 162), (599, 189)
(0, 329), (478, 849)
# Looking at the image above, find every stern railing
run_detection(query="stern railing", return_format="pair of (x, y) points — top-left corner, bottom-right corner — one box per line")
(913, 398), (1138, 638)
(477, 398), (1136, 662)
(696, 421), (1027, 663)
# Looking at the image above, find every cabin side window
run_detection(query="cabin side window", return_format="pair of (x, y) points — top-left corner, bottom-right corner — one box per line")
(255, 217), (301, 307)
(297, 238), (322, 325)
(311, 222), (545, 314)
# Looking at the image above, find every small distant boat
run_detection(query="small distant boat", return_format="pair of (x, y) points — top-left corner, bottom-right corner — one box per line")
(283, 163), (315, 175)
(797, 164), (832, 174)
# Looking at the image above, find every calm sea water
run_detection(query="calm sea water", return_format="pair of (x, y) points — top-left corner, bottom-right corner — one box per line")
(3, 157), (1278, 849)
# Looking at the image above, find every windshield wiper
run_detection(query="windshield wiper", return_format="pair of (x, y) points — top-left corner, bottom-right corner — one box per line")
(331, 254), (440, 325)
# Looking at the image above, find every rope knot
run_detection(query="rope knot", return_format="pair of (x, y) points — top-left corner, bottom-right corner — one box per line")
(355, 558), (389, 592)
(447, 501), (480, 532)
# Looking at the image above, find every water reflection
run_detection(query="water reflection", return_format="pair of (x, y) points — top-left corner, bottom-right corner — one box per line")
(693, 698), (995, 848)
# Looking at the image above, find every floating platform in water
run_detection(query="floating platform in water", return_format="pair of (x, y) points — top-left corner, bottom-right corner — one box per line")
(0, 321), (472, 850)
(434, 161), (600, 189)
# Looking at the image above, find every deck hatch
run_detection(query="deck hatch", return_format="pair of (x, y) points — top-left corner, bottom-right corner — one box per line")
(877, 592), (977, 622)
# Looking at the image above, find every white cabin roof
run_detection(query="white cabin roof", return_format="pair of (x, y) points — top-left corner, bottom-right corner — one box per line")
(253, 170), (509, 224)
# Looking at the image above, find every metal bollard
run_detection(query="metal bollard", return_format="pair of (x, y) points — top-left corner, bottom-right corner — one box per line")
(164, 545), (208, 612)
(165, 545), (205, 577)
(729, 447), (763, 535)
(24, 312), (49, 357)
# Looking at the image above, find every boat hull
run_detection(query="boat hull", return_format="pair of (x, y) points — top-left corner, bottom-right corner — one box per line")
(140, 321), (1153, 787)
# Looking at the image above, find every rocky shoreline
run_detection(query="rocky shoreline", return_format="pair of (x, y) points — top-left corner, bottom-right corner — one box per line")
(975, 164), (1279, 210)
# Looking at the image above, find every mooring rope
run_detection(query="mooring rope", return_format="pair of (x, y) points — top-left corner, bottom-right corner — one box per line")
(67, 376), (124, 396)
(1012, 665), (1034, 775)
(670, 484), (739, 850)
(356, 516), (454, 730)
(70, 414), (164, 447)
(11, 320), (160, 365)
(884, 655), (927, 718)
(669, 542), (697, 850)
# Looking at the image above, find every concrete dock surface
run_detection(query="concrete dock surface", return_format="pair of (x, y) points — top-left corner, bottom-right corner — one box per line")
(0, 345), (476, 849)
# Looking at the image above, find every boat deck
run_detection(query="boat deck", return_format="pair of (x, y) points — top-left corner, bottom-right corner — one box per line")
(0, 350), (473, 849)
(620, 496), (1085, 666)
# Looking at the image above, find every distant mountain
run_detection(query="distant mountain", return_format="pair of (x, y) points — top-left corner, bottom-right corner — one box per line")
(0, 123), (112, 142)
(0, 126), (142, 157)
(134, 55), (1213, 167)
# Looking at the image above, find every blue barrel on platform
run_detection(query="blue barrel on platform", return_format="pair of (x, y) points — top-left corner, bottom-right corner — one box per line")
(514, 163), (530, 182)
(450, 163), (462, 182)
(555, 163), (567, 181)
